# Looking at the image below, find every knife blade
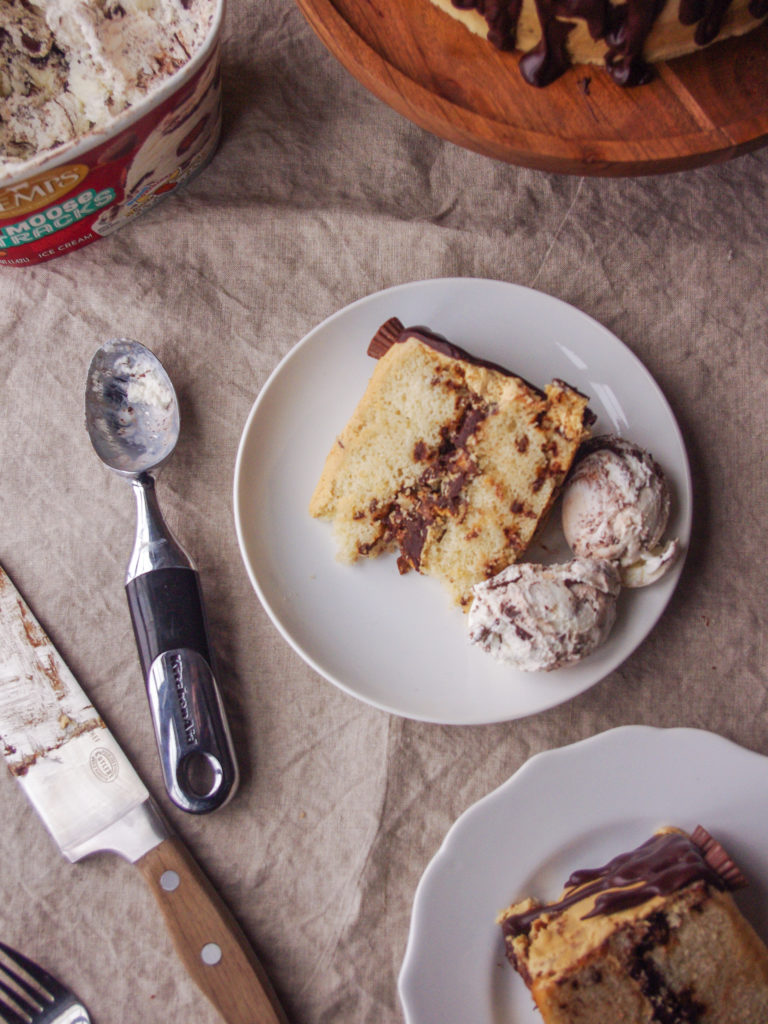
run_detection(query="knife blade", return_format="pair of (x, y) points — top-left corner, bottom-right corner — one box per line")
(0, 564), (287, 1024)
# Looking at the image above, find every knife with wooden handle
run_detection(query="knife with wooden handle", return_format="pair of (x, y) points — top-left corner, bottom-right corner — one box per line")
(0, 564), (287, 1024)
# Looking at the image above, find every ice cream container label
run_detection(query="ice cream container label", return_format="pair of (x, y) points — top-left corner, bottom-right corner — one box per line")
(0, 44), (221, 267)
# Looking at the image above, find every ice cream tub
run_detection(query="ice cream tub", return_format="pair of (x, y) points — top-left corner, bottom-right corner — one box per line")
(0, 0), (224, 267)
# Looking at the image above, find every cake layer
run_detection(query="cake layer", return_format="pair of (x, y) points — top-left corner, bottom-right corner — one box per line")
(309, 318), (592, 608)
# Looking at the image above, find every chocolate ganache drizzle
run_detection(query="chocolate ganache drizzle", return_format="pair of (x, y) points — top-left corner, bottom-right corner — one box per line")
(451, 0), (766, 86)
(502, 827), (747, 939)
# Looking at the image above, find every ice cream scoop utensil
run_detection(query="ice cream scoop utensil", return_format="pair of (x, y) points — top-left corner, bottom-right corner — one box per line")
(85, 338), (238, 814)
(0, 565), (286, 1024)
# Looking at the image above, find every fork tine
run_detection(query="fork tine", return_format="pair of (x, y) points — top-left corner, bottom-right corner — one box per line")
(0, 942), (67, 1001)
(0, 943), (89, 1024)
(0, 963), (43, 1022)
(0, 941), (60, 1024)
(0, 991), (28, 1024)
(0, 960), (47, 1013)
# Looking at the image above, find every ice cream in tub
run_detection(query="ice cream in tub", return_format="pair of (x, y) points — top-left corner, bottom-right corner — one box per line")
(0, 0), (223, 266)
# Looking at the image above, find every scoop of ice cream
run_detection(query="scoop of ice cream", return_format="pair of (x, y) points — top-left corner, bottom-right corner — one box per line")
(467, 558), (621, 671)
(561, 436), (679, 588)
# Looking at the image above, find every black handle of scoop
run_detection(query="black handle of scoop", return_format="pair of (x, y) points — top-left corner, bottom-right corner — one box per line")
(126, 567), (239, 814)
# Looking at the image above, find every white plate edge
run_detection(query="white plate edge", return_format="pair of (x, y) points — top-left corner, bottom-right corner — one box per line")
(232, 279), (694, 724)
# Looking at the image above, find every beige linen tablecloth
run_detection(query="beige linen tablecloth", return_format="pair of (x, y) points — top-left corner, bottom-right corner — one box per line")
(1, 2), (768, 1022)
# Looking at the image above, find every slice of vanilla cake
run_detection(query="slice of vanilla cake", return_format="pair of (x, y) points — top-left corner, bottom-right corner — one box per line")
(309, 317), (592, 608)
(498, 826), (768, 1023)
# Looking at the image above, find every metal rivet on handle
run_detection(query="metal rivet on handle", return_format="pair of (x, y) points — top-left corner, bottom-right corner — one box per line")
(201, 942), (222, 965)
(160, 870), (180, 892)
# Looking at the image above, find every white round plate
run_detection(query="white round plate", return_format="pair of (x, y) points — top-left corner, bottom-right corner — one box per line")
(233, 279), (691, 724)
(398, 726), (768, 1024)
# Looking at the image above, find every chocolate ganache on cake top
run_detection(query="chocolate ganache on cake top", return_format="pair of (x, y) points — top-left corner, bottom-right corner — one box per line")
(430, 0), (767, 86)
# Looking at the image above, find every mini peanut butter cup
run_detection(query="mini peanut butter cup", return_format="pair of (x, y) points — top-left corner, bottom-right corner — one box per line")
(367, 317), (405, 359)
(691, 825), (748, 890)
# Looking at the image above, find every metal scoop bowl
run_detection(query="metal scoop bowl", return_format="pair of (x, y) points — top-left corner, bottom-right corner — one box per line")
(86, 338), (180, 476)
(85, 338), (239, 814)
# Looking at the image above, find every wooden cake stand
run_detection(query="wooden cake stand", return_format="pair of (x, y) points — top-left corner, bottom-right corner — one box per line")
(295, 0), (768, 176)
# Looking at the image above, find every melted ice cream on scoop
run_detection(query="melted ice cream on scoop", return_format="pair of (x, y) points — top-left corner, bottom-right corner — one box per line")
(468, 558), (621, 671)
(561, 436), (680, 588)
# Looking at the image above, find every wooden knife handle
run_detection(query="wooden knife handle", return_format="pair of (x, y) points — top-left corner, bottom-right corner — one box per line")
(136, 836), (288, 1024)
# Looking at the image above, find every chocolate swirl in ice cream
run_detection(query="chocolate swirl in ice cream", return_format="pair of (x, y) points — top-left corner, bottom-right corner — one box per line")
(468, 556), (621, 670)
(0, 0), (215, 168)
(561, 434), (680, 587)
